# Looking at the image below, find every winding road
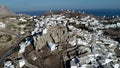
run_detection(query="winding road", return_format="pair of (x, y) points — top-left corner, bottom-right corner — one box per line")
(0, 30), (39, 67)
(17, 53), (38, 68)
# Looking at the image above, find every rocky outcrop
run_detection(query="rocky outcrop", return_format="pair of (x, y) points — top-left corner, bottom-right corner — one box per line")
(0, 5), (16, 16)
(35, 24), (68, 50)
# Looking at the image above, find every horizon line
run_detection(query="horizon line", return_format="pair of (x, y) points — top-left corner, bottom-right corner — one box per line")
(13, 8), (120, 12)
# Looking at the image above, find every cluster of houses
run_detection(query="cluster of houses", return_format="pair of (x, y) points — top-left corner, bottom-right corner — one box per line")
(4, 39), (31, 68)
(31, 12), (120, 68)
(105, 23), (120, 29)
(67, 28), (120, 68)
(3, 11), (120, 68)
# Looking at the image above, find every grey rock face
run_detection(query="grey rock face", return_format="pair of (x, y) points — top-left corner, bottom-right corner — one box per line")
(35, 25), (68, 50)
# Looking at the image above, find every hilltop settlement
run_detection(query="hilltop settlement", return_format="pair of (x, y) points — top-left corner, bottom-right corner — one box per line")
(0, 6), (120, 68)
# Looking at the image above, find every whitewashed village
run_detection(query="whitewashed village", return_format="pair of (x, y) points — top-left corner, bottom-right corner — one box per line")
(0, 8), (120, 68)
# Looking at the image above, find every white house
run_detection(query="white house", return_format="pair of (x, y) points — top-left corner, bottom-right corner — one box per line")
(70, 57), (80, 68)
(68, 25), (74, 30)
(117, 23), (120, 28)
(68, 39), (77, 46)
(114, 64), (120, 68)
(25, 40), (31, 46)
(19, 25), (26, 28)
(80, 64), (87, 68)
(43, 28), (47, 34)
(31, 31), (35, 35)
(48, 42), (58, 51)
(19, 59), (25, 68)
(20, 31), (25, 35)
(19, 18), (27, 22)
(4, 61), (14, 68)
(19, 42), (26, 53)
(102, 59), (113, 65)
(77, 38), (88, 46)
(0, 22), (6, 28)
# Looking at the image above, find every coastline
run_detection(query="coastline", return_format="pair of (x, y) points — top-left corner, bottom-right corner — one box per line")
(14, 9), (120, 17)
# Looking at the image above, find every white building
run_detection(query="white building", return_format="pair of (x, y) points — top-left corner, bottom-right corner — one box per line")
(114, 64), (120, 68)
(43, 28), (48, 34)
(19, 42), (26, 53)
(77, 38), (88, 46)
(70, 57), (79, 68)
(68, 39), (77, 46)
(19, 59), (25, 68)
(70, 60), (77, 68)
(0, 22), (6, 28)
(48, 42), (58, 51)
(117, 23), (120, 28)
(19, 18), (27, 22)
(4, 61), (14, 68)
(20, 31), (25, 35)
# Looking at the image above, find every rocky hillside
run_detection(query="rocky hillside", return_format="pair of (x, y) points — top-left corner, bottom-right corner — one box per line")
(0, 5), (16, 16)
(1, 11), (120, 68)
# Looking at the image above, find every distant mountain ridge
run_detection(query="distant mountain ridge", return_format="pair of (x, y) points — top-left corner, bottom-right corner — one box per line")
(0, 5), (16, 16)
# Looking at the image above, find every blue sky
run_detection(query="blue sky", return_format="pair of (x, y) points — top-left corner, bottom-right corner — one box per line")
(0, 0), (120, 11)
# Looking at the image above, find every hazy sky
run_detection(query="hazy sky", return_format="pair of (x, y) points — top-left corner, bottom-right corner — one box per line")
(0, 0), (120, 11)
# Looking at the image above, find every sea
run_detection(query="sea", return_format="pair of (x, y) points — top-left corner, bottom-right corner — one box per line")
(15, 9), (120, 17)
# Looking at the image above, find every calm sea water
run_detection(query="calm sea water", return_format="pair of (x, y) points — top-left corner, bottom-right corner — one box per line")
(15, 9), (120, 17)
